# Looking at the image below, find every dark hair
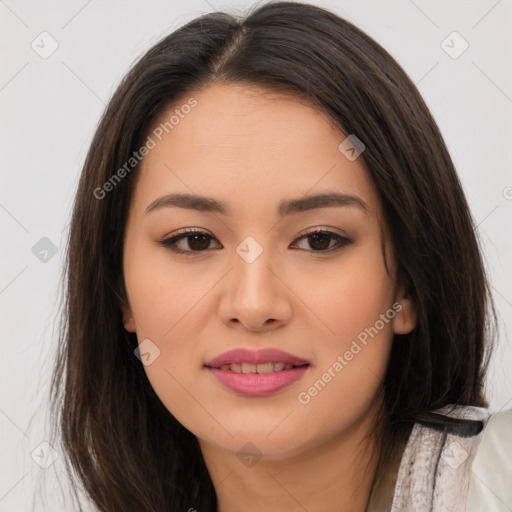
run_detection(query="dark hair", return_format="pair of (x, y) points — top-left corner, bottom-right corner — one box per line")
(49, 1), (497, 510)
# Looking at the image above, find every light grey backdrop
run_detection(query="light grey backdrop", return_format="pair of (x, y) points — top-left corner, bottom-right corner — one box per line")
(1, 0), (511, 510)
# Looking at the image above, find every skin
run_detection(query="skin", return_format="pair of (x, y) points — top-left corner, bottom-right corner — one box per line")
(121, 83), (416, 512)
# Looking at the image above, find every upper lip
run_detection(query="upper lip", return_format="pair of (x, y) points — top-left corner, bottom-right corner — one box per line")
(205, 348), (310, 368)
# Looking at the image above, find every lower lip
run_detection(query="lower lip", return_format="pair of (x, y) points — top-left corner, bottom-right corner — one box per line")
(206, 366), (309, 396)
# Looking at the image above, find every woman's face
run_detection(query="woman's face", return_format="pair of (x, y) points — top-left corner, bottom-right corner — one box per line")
(121, 83), (416, 460)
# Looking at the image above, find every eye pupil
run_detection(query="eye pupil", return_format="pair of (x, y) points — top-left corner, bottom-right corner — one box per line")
(161, 228), (350, 255)
(308, 232), (331, 251)
(188, 233), (210, 250)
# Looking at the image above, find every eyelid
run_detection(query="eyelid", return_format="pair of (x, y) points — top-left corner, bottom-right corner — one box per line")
(294, 225), (348, 240)
(291, 227), (353, 252)
(158, 228), (218, 253)
(158, 226), (353, 255)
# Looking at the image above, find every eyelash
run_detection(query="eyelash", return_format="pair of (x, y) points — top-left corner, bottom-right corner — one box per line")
(158, 228), (353, 255)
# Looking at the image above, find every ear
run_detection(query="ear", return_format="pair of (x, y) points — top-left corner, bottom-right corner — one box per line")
(393, 282), (416, 335)
(120, 301), (136, 333)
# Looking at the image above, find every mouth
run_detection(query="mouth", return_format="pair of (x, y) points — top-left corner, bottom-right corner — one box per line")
(205, 363), (310, 396)
(203, 348), (311, 396)
(205, 362), (310, 373)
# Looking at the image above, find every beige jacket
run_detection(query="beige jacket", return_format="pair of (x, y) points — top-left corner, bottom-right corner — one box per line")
(388, 404), (512, 511)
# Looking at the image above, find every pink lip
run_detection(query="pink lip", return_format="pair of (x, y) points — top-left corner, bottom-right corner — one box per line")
(204, 348), (310, 397)
(207, 366), (309, 396)
(204, 348), (310, 368)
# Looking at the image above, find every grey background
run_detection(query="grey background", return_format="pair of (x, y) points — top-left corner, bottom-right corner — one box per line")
(1, 0), (511, 510)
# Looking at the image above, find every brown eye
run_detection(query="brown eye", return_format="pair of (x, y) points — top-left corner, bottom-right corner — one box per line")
(159, 228), (352, 255)
(291, 229), (353, 253)
(159, 229), (220, 254)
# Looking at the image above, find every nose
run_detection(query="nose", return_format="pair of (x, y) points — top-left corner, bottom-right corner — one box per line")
(218, 241), (293, 332)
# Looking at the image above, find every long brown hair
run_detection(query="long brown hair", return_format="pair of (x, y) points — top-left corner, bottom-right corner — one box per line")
(48, 2), (497, 510)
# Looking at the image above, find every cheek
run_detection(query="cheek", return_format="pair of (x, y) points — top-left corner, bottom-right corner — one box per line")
(295, 288), (394, 443)
(124, 255), (211, 427)
(124, 249), (216, 410)
(126, 246), (206, 340)
(303, 254), (394, 347)
(297, 249), (395, 411)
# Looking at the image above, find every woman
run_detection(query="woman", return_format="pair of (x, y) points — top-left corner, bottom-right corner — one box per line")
(49, 2), (511, 511)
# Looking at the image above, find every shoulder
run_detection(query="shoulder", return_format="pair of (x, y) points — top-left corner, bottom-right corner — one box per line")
(466, 408), (512, 511)
(391, 404), (494, 512)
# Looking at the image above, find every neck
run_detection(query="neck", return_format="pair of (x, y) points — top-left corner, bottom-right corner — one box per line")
(366, 426), (408, 512)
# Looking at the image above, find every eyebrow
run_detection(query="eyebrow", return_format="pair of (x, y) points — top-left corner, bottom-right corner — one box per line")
(144, 191), (368, 217)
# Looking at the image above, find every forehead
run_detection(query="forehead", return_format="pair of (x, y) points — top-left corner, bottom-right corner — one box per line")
(132, 83), (380, 219)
